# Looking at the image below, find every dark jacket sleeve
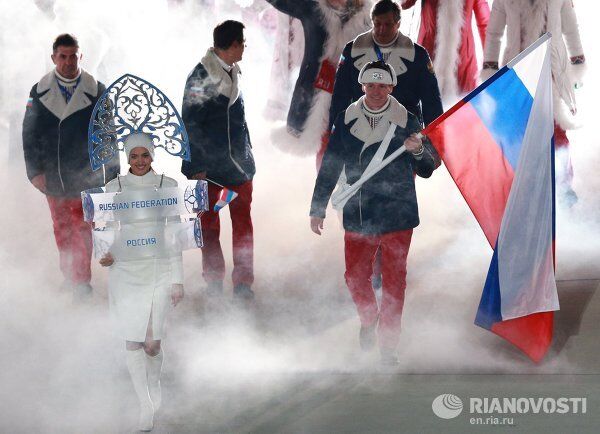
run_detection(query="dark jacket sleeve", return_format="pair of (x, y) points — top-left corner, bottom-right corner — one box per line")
(181, 68), (210, 178)
(22, 85), (44, 181)
(407, 115), (440, 178)
(416, 46), (444, 126)
(265, 0), (310, 18)
(310, 115), (346, 218)
(328, 43), (354, 131)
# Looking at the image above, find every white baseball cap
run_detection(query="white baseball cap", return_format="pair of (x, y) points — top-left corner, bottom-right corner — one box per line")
(358, 61), (397, 86)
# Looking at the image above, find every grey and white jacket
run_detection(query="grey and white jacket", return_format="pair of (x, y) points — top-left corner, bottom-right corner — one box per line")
(181, 48), (255, 186)
(311, 96), (440, 235)
(22, 69), (118, 197)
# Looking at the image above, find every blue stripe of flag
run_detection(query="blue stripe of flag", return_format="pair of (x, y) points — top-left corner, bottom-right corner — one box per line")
(475, 243), (503, 329)
(470, 69), (534, 171)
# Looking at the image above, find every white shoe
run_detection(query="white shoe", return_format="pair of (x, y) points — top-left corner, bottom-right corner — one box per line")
(126, 349), (154, 431)
(138, 402), (154, 432)
(146, 350), (163, 411)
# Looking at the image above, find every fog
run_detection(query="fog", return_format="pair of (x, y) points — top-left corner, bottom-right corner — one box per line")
(0, 0), (599, 432)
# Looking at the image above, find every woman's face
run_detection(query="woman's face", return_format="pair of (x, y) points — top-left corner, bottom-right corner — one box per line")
(129, 146), (153, 176)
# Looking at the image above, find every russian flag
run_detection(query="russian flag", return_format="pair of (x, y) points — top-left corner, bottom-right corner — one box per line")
(213, 187), (238, 212)
(425, 34), (559, 362)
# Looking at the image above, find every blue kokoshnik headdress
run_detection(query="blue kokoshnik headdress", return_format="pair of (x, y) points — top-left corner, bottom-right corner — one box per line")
(88, 74), (191, 171)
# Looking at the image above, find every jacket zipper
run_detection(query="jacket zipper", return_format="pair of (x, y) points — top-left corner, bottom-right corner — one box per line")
(359, 190), (363, 226)
(57, 120), (66, 192)
(358, 152), (363, 226)
(227, 105), (245, 176)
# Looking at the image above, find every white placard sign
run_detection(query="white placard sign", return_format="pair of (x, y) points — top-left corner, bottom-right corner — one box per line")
(83, 180), (207, 261)
(82, 180), (208, 223)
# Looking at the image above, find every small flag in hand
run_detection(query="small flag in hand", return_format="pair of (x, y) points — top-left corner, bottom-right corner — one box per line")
(213, 188), (238, 212)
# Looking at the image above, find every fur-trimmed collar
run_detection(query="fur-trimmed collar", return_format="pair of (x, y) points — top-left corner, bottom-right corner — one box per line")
(432, 0), (465, 101)
(268, 1), (373, 155)
(314, 0), (373, 63)
(37, 69), (98, 121)
(37, 68), (97, 94)
(201, 48), (241, 106)
(315, 0), (373, 50)
(351, 30), (415, 76)
(345, 95), (407, 153)
(513, 0), (551, 49)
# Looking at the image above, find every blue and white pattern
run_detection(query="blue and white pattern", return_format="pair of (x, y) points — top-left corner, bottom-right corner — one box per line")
(193, 218), (203, 248)
(184, 180), (209, 215)
(88, 74), (191, 171)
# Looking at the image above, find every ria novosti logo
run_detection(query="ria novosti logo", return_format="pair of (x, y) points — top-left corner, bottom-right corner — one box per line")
(432, 394), (587, 424)
(432, 394), (464, 419)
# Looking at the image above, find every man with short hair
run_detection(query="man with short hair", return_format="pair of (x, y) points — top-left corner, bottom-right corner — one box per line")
(182, 20), (256, 302)
(310, 60), (439, 364)
(22, 33), (118, 301)
(320, 0), (443, 292)
(325, 0), (443, 149)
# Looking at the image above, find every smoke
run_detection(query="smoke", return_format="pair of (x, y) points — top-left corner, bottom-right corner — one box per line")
(0, 0), (599, 432)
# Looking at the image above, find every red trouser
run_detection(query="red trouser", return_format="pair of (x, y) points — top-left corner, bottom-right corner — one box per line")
(201, 180), (254, 287)
(554, 123), (573, 186)
(344, 229), (413, 350)
(554, 123), (569, 149)
(46, 196), (92, 284)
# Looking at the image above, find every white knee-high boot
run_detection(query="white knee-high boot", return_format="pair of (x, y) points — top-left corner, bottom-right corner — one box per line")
(125, 349), (154, 432)
(146, 349), (163, 411)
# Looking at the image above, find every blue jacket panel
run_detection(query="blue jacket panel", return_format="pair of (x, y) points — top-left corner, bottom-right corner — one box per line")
(22, 75), (118, 197)
(311, 111), (439, 235)
(266, 0), (328, 134)
(329, 39), (443, 131)
(181, 62), (255, 186)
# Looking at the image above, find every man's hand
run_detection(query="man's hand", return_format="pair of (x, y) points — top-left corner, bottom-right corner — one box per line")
(171, 284), (184, 306)
(31, 174), (47, 193)
(190, 171), (207, 180)
(99, 252), (114, 267)
(310, 216), (324, 235)
(570, 55), (585, 91)
(404, 133), (423, 154)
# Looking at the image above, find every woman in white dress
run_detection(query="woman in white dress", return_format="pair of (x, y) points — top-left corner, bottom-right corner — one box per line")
(100, 133), (184, 432)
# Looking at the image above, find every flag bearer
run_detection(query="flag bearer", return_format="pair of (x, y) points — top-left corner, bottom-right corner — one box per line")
(310, 61), (439, 364)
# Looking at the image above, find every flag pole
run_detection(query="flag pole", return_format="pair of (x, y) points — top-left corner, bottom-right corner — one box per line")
(506, 32), (551, 69)
(205, 177), (225, 188)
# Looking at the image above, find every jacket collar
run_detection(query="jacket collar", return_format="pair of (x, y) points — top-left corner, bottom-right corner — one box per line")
(345, 95), (408, 154)
(201, 48), (241, 106)
(350, 30), (415, 76)
(37, 69), (98, 121)
(116, 169), (163, 191)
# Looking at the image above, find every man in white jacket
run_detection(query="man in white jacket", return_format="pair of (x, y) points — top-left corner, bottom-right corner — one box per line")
(481, 0), (585, 205)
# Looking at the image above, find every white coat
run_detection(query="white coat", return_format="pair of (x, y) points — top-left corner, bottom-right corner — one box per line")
(483, 0), (585, 129)
(105, 171), (183, 342)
